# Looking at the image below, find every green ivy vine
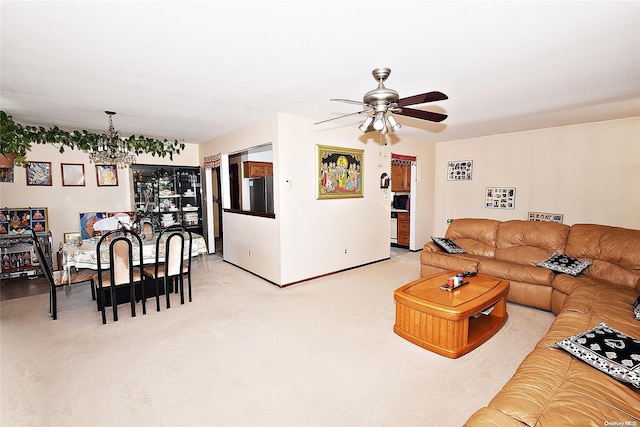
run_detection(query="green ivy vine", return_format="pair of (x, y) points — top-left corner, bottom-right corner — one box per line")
(1, 110), (185, 166)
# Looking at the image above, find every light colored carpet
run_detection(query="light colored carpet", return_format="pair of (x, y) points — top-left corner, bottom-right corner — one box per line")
(1, 252), (555, 427)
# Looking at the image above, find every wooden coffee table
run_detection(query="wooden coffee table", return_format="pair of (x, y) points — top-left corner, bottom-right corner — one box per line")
(394, 272), (509, 358)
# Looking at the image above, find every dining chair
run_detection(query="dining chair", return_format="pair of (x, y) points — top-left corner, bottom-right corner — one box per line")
(28, 229), (95, 320)
(94, 228), (146, 324)
(143, 225), (193, 311)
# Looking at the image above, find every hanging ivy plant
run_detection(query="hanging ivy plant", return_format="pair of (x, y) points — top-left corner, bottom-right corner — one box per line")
(0, 110), (185, 167)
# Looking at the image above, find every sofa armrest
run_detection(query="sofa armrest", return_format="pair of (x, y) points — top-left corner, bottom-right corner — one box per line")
(423, 241), (442, 253)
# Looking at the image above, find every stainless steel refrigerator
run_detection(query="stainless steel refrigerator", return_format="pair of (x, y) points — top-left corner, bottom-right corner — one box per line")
(249, 176), (273, 213)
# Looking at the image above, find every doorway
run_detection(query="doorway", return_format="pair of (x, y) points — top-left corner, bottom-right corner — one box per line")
(206, 166), (223, 256)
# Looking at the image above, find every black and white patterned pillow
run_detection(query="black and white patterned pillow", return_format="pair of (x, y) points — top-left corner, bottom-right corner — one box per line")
(555, 322), (640, 388)
(537, 252), (591, 276)
(431, 237), (465, 254)
(634, 296), (640, 321)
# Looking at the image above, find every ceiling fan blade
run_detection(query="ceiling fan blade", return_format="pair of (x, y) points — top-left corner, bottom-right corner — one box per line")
(330, 98), (368, 106)
(314, 109), (373, 125)
(395, 107), (448, 123)
(397, 91), (448, 107)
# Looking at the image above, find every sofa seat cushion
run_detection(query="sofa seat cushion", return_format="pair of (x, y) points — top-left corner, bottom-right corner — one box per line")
(420, 250), (487, 273)
(478, 258), (555, 286)
(478, 346), (640, 426)
(556, 281), (640, 326)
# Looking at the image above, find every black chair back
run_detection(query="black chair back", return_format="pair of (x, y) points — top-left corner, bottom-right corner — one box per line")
(95, 228), (145, 323)
(27, 228), (58, 319)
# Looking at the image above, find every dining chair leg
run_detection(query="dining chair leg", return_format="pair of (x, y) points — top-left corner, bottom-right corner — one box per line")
(98, 290), (107, 324)
(179, 275), (185, 305)
(51, 285), (57, 320)
(140, 281), (146, 315)
(111, 287), (118, 322)
(156, 280), (161, 312)
(187, 272), (192, 303)
(129, 286), (136, 318)
(165, 276), (171, 309)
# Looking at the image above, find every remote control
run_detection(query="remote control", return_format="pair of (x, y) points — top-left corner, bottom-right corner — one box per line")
(462, 271), (477, 277)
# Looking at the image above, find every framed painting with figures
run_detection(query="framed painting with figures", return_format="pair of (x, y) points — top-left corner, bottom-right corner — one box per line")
(96, 165), (118, 186)
(317, 145), (364, 200)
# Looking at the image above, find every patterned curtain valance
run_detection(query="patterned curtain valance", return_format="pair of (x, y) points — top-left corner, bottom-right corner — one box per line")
(203, 153), (221, 169)
(391, 153), (416, 166)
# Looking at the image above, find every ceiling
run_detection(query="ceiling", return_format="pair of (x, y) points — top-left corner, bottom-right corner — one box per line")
(2, 1), (639, 145)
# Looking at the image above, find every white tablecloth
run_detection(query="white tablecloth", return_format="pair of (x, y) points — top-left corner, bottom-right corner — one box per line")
(61, 232), (208, 270)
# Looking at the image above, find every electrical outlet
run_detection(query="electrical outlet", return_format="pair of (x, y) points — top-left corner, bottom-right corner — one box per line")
(344, 248), (348, 254)
(248, 250), (252, 256)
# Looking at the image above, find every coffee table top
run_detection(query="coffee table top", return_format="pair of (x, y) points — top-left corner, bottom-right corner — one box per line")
(394, 271), (509, 320)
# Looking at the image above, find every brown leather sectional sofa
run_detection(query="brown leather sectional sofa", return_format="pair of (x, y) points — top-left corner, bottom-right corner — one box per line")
(420, 218), (640, 425)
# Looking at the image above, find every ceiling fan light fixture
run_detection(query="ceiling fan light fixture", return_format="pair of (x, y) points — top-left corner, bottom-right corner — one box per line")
(359, 116), (374, 133)
(387, 115), (402, 133)
(373, 113), (386, 131)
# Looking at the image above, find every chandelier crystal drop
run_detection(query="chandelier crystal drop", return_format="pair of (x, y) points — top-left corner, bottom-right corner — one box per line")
(88, 111), (136, 168)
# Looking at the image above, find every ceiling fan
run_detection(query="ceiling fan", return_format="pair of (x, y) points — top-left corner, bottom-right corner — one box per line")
(315, 67), (448, 135)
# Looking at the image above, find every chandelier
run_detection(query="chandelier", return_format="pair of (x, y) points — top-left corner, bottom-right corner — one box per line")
(88, 111), (136, 168)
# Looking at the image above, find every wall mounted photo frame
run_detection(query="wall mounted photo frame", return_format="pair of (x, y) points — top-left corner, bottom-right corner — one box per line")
(79, 212), (108, 239)
(447, 160), (473, 181)
(317, 145), (364, 200)
(485, 187), (516, 209)
(61, 163), (85, 186)
(0, 207), (48, 235)
(528, 211), (564, 223)
(63, 232), (82, 244)
(26, 161), (52, 186)
(95, 165), (118, 186)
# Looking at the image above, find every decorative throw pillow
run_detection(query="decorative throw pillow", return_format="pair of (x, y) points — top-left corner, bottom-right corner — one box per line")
(634, 296), (640, 321)
(555, 322), (640, 389)
(431, 237), (465, 254)
(536, 252), (591, 276)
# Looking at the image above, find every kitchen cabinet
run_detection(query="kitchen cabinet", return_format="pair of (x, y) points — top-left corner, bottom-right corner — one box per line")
(132, 165), (203, 236)
(243, 161), (273, 178)
(397, 212), (410, 247)
(391, 162), (411, 192)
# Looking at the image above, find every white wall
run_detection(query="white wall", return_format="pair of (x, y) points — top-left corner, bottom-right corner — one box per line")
(432, 117), (640, 235)
(200, 113), (434, 286)
(0, 143), (200, 254)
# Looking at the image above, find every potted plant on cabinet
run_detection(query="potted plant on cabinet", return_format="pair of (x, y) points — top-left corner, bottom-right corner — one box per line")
(1, 110), (34, 167)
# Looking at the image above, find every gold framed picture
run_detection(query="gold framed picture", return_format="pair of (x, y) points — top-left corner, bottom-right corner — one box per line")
(317, 145), (364, 200)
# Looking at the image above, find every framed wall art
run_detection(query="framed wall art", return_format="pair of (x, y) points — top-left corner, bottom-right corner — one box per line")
(26, 161), (52, 186)
(61, 163), (85, 186)
(447, 160), (473, 181)
(317, 145), (364, 200)
(485, 187), (516, 209)
(0, 207), (48, 235)
(63, 232), (82, 244)
(96, 164), (118, 186)
(528, 211), (564, 223)
(79, 212), (108, 239)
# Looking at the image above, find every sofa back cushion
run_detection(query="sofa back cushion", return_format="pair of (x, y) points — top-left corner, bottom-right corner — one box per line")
(495, 220), (570, 265)
(444, 218), (500, 257)
(565, 224), (640, 289)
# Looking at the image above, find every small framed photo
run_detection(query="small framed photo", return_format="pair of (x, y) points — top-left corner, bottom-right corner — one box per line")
(26, 161), (52, 186)
(96, 165), (118, 187)
(61, 163), (85, 186)
(63, 232), (82, 244)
